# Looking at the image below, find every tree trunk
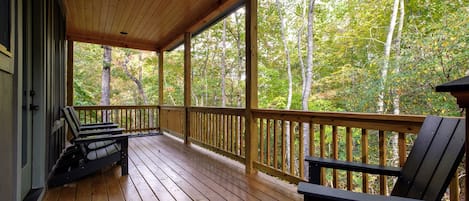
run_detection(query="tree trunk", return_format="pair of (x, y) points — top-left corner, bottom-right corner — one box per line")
(234, 13), (244, 107)
(392, 0), (404, 115)
(275, 0), (293, 110)
(221, 19), (227, 107)
(101, 45), (112, 106)
(390, 0), (405, 169)
(377, 0), (400, 114)
(302, 0), (315, 111)
(122, 51), (148, 105)
(101, 45), (112, 122)
(298, 27), (306, 91)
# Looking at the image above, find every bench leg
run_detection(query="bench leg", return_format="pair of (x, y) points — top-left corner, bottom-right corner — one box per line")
(305, 163), (322, 201)
(120, 139), (128, 175)
(309, 163), (321, 184)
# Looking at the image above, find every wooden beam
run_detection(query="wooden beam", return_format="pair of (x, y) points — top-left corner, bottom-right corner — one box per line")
(67, 34), (158, 52)
(245, 0), (258, 175)
(158, 51), (164, 105)
(158, 51), (164, 132)
(66, 40), (74, 106)
(162, 0), (244, 51)
(184, 32), (192, 145)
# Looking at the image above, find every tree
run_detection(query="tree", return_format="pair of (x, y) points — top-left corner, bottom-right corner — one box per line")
(302, 0), (315, 111)
(377, 0), (400, 114)
(101, 45), (112, 106)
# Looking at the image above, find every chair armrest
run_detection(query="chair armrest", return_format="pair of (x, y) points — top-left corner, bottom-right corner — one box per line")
(298, 182), (422, 201)
(78, 128), (125, 137)
(74, 133), (131, 143)
(306, 156), (401, 176)
(81, 122), (116, 126)
(79, 123), (119, 131)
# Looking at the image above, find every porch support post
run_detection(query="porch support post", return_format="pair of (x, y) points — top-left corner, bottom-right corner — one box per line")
(66, 40), (73, 106)
(184, 32), (192, 145)
(245, 0), (258, 174)
(158, 50), (164, 132)
(436, 75), (469, 201)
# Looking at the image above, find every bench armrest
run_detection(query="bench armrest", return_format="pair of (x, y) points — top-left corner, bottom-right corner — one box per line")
(74, 133), (131, 143)
(78, 128), (125, 137)
(78, 123), (120, 131)
(298, 182), (422, 201)
(306, 156), (401, 176)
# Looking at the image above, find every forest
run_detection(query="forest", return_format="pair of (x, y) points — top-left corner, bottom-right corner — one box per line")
(74, 0), (468, 117)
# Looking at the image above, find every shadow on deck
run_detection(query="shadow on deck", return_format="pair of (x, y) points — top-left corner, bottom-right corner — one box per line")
(43, 134), (303, 201)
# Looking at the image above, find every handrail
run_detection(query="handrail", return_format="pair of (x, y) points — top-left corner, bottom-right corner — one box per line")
(83, 105), (458, 200)
(73, 105), (159, 133)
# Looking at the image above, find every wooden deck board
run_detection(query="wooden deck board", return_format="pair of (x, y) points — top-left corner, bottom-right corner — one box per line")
(43, 134), (303, 201)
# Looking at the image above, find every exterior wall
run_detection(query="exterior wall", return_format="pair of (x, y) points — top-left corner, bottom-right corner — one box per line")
(0, 70), (14, 201)
(0, 0), (66, 200)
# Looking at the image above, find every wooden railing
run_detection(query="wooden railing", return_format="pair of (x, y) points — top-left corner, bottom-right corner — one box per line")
(159, 106), (185, 138)
(73, 105), (159, 133)
(188, 107), (246, 163)
(96, 105), (459, 200)
(252, 109), (425, 191)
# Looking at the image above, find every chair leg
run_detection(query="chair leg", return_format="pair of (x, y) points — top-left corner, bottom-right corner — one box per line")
(120, 139), (128, 175)
(309, 163), (321, 184)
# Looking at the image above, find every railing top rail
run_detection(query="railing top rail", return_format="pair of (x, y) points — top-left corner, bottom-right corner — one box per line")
(188, 106), (245, 115)
(159, 105), (185, 110)
(73, 105), (158, 109)
(253, 109), (428, 134)
(253, 109), (426, 122)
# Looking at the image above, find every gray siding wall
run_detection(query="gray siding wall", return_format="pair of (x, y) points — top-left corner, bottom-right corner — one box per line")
(0, 70), (14, 201)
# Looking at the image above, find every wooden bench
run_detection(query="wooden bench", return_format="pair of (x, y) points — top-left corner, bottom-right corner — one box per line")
(298, 115), (465, 201)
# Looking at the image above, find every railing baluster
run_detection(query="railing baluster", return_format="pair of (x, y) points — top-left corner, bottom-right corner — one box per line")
(379, 130), (387, 195)
(273, 120), (278, 169)
(266, 119), (271, 167)
(282, 120), (286, 172)
(222, 114), (228, 151)
(398, 132), (406, 166)
(260, 118), (264, 164)
(332, 126), (338, 188)
(290, 121), (295, 175)
(346, 127), (353, 191)
(362, 129), (369, 193)
(450, 173), (459, 201)
(309, 122), (314, 156)
(320, 125), (325, 184)
(299, 122), (304, 178)
(234, 115), (238, 154)
(240, 116), (244, 157)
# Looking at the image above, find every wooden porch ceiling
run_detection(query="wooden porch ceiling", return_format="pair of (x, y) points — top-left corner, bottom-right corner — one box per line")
(61, 0), (244, 51)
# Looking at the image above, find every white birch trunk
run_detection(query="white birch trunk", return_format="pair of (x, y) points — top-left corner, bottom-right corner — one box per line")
(302, 0), (315, 111)
(221, 19), (227, 107)
(377, 0), (400, 114)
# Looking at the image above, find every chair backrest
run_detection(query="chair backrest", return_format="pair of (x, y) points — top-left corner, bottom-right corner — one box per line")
(62, 107), (81, 139)
(391, 115), (465, 201)
(62, 107), (88, 155)
(67, 107), (83, 127)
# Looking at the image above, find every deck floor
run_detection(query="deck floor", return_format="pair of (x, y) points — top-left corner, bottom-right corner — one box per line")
(43, 134), (303, 201)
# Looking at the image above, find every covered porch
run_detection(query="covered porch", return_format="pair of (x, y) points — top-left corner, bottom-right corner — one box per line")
(53, 0), (469, 201)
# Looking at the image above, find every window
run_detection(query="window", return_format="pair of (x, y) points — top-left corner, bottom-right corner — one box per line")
(0, 0), (11, 54)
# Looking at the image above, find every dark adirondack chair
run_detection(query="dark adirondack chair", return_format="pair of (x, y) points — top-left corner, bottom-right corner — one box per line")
(62, 107), (126, 150)
(66, 106), (119, 131)
(298, 115), (465, 201)
(48, 109), (131, 187)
